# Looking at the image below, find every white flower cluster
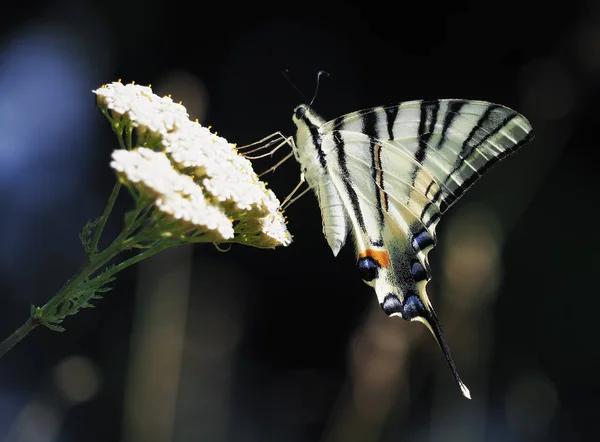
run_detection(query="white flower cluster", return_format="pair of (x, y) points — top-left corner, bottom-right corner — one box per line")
(95, 82), (189, 137)
(162, 120), (276, 216)
(110, 148), (235, 240)
(95, 81), (291, 248)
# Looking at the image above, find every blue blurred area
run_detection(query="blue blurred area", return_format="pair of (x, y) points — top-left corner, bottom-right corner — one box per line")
(0, 3), (111, 285)
(0, 1), (599, 442)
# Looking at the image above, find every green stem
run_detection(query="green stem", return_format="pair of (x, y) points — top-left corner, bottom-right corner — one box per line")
(126, 124), (133, 150)
(101, 239), (179, 280)
(41, 235), (176, 320)
(45, 201), (149, 311)
(0, 209), (174, 359)
(42, 232), (128, 316)
(111, 117), (128, 151)
(0, 318), (39, 358)
(89, 182), (122, 255)
(117, 129), (127, 150)
(0, 241), (125, 359)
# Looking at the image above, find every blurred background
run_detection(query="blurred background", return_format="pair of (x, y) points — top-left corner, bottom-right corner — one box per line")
(0, 0), (598, 441)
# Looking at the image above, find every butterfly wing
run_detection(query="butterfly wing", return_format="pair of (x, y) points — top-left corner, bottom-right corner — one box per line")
(323, 99), (534, 233)
(317, 99), (534, 398)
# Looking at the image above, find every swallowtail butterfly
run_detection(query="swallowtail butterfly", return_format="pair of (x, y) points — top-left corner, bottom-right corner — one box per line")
(291, 99), (534, 398)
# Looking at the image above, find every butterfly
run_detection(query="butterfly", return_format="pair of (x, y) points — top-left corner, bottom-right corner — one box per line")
(290, 99), (534, 398)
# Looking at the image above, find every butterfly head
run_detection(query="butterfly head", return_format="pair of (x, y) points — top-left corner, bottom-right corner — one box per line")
(293, 104), (308, 121)
(292, 104), (325, 126)
(291, 104), (326, 164)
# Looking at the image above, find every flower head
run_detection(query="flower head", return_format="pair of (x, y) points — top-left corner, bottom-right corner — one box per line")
(164, 120), (276, 217)
(94, 81), (190, 145)
(231, 189), (292, 248)
(111, 148), (234, 241)
(96, 81), (291, 248)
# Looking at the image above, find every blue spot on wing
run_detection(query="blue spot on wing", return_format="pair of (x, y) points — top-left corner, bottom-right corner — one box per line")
(412, 230), (435, 252)
(401, 295), (425, 320)
(358, 256), (379, 282)
(381, 294), (402, 316)
(411, 261), (428, 282)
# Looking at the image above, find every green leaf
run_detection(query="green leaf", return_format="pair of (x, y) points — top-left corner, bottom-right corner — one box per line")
(43, 322), (66, 332)
(58, 300), (72, 317)
(80, 217), (102, 254)
(95, 287), (112, 293)
(46, 272), (118, 322)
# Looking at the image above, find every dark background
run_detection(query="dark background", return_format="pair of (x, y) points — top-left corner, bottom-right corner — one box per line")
(1, 1), (599, 441)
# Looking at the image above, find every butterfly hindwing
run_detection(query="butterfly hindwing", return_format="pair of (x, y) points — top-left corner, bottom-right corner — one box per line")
(322, 134), (469, 395)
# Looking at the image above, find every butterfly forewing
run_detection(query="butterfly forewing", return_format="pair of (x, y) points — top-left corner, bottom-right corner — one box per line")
(323, 100), (534, 221)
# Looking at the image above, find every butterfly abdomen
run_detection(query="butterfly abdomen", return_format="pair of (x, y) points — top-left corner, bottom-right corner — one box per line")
(316, 175), (349, 256)
(293, 105), (349, 255)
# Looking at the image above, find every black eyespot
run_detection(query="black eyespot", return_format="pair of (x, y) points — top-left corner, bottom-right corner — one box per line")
(295, 106), (307, 120)
(358, 256), (379, 282)
(401, 295), (425, 320)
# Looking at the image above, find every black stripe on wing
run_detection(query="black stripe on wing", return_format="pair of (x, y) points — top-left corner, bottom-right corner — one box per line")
(421, 103), (535, 228)
(334, 130), (366, 232)
(385, 106), (399, 140)
(363, 111), (386, 229)
(436, 100), (466, 150)
(415, 100), (440, 165)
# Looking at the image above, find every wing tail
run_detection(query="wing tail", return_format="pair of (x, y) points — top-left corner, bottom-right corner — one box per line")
(378, 210), (471, 399)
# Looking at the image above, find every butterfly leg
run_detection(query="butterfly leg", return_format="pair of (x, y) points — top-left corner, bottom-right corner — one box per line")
(281, 173), (312, 209)
(238, 132), (293, 158)
(258, 151), (294, 177)
(237, 131), (289, 150)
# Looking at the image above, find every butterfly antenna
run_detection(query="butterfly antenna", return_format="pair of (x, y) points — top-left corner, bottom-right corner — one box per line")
(281, 68), (308, 103)
(307, 70), (330, 109)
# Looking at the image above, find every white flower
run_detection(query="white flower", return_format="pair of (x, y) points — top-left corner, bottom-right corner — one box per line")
(94, 82), (189, 138)
(111, 148), (234, 240)
(256, 190), (293, 247)
(99, 81), (291, 248)
(201, 154), (276, 215)
(162, 119), (234, 174)
(111, 147), (177, 197)
(164, 120), (278, 217)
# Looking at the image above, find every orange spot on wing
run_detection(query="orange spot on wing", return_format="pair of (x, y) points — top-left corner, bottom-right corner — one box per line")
(359, 249), (390, 268)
